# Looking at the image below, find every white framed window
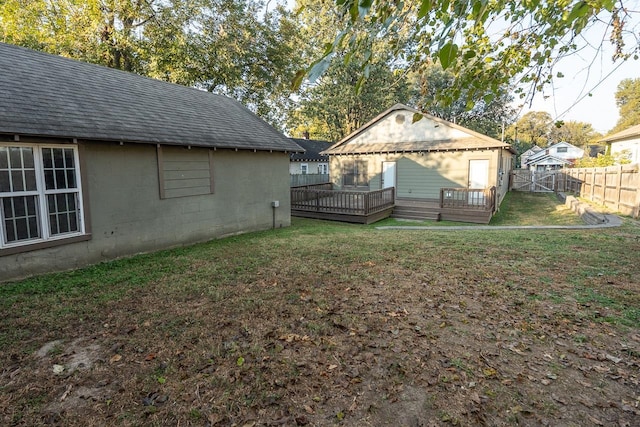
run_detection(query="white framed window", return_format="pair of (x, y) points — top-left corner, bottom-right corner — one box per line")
(318, 163), (328, 174)
(300, 163), (308, 175)
(0, 144), (85, 249)
(556, 146), (568, 153)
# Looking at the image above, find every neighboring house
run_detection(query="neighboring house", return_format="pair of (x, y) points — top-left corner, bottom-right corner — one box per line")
(601, 124), (640, 165)
(322, 104), (515, 217)
(0, 43), (302, 281)
(519, 145), (543, 169)
(525, 141), (584, 170)
(289, 137), (331, 175)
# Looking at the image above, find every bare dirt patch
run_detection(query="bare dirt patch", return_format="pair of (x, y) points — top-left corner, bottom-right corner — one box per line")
(1, 221), (639, 426)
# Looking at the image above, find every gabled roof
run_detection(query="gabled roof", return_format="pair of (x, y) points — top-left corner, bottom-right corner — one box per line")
(323, 103), (515, 155)
(527, 154), (571, 166)
(601, 124), (640, 143)
(0, 43), (302, 153)
(527, 141), (583, 162)
(289, 138), (331, 162)
(521, 146), (543, 156)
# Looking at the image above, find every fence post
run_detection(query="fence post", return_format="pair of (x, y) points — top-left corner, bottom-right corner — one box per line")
(614, 165), (622, 212)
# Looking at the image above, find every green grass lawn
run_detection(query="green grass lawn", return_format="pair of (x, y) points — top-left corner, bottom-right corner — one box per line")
(1, 204), (638, 426)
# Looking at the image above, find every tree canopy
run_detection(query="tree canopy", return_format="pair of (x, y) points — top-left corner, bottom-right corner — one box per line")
(296, 0), (639, 112)
(0, 0), (302, 129)
(611, 78), (640, 133)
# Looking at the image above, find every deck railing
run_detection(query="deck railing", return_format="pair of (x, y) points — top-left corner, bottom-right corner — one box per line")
(290, 173), (330, 187)
(291, 187), (395, 216)
(440, 187), (496, 211)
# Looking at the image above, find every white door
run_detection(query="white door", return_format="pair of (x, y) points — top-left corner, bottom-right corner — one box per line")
(469, 159), (489, 188)
(382, 161), (396, 189)
(468, 159), (489, 205)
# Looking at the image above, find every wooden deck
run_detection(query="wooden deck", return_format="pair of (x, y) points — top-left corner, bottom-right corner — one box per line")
(291, 186), (395, 224)
(291, 186), (496, 224)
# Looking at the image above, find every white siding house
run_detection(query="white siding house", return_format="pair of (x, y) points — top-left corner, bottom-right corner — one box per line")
(526, 142), (584, 170)
(601, 124), (640, 165)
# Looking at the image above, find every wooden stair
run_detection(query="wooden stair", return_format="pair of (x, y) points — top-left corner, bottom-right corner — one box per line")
(391, 204), (440, 221)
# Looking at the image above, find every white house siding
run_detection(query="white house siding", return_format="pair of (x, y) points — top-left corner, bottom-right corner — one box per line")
(611, 139), (640, 164)
(290, 161), (328, 175)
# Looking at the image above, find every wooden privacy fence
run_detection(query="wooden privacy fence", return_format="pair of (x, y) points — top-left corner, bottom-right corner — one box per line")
(556, 165), (640, 218)
(510, 170), (557, 192)
(291, 187), (395, 216)
(440, 187), (497, 211)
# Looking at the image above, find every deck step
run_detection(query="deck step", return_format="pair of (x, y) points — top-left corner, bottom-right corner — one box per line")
(391, 206), (440, 221)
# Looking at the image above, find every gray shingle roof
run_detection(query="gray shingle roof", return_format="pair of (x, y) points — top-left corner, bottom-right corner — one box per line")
(0, 43), (302, 152)
(289, 138), (331, 161)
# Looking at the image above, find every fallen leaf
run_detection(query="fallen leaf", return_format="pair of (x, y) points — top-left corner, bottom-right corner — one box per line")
(605, 354), (622, 364)
(109, 354), (122, 364)
(145, 353), (156, 361)
(52, 364), (65, 374)
(587, 415), (604, 425)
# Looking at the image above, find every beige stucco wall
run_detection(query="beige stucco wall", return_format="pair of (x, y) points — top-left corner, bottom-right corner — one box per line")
(1, 142), (291, 281)
(330, 149), (508, 200)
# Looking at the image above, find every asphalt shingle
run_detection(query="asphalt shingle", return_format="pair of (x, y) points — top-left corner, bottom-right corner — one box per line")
(0, 43), (302, 152)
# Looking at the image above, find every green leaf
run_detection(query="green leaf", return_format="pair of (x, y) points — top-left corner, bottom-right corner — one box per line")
(291, 70), (306, 91)
(412, 113), (424, 123)
(438, 42), (458, 70)
(308, 57), (332, 83)
(418, 0), (432, 19)
(567, 1), (589, 22)
(236, 356), (245, 367)
(349, 2), (359, 21)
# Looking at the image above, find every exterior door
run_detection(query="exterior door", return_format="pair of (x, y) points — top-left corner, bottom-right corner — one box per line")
(382, 161), (396, 189)
(468, 159), (489, 205)
(468, 159), (489, 189)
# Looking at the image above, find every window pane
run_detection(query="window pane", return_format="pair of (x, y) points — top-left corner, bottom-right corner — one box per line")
(54, 149), (64, 168)
(0, 171), (9, 193)
(42, 148), (53, 168)
(13, 196), (25, 216)
(43, 148), (77, 190)
(25, 170), (37, 191)
(55, 170), (66, 189)
(66, 170), (76, 188)
(47, 193), (79, 235)
(10, 170), (23, 191)
(56, 193), (67, 210)
(64, 149), (75, 168)
(2, 198), (12, 217)
(9, 147), (22, 168)
(0, 148), (8, 168)
(59, 213), (70, 233)
(2, 196), (40, 242)
(44, 170), (55, 189)
(69, 213), (77, 231)
(22, 148), (34, 168)
(4, 219), (15, 242)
